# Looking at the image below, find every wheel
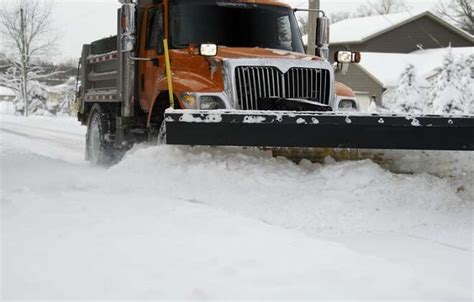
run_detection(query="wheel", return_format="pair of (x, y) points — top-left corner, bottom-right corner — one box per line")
(86, 105), (118, 166)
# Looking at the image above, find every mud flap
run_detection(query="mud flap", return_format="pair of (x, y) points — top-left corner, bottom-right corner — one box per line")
(164, 110), (474, 151)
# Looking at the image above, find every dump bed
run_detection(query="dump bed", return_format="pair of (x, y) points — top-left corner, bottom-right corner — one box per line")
(79, 36), (120, 114)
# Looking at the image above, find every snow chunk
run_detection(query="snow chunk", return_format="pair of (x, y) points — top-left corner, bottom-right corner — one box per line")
(179, 112), (223, 123)
(296, 118), (307, 124)
(243, 116), (266, 123)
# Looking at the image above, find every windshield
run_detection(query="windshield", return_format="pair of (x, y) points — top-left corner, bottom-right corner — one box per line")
(170, 0), (305, 53)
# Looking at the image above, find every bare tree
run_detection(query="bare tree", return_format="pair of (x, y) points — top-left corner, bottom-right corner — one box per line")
(330, 11), (351, 24)
(370, 0), (407, 15)
(436, 0), (474, 35)
(354, 0), (408, 18)
(297, 16), (308, 35)
(330, 0), (408, 23)
(352, 4), (377, 18)
(0, 0), (57, 116)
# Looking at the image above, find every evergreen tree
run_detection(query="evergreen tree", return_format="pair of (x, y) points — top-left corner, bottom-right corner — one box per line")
(459, 53), (474, 115)
(27, 79), (51, 116)
(383, 64), (425, 114)
(431, 48), (466, 115)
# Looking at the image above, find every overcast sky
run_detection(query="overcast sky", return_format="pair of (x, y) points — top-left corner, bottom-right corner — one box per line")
(0, 0), (438, 62)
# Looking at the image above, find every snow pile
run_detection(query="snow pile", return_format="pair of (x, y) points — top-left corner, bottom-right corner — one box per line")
(108, 145), (473, 249)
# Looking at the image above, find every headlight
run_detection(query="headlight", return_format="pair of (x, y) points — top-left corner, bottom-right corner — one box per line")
(338, 99), (358, 111)
(199, 96), (225, 110)
(200, 44), (218, 57)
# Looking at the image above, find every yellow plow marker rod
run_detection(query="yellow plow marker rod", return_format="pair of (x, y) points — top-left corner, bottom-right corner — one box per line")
(163, 39), (174, 110)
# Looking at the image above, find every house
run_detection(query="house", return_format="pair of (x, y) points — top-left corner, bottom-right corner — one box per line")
(0, 86), (15, 102)
(302, 11), (473, 104)
(336, 47), (474, 104)
(305, 10), (473, 105)
(328, 11), (473, 60)
(0, 86), (16, 115)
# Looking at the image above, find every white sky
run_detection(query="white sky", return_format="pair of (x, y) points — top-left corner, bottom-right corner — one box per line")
(0, 0), (438, 61)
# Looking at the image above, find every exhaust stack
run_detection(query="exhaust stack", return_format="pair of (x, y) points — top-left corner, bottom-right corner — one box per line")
(118, 0), (137, 117)
(315, 15), (330, 61)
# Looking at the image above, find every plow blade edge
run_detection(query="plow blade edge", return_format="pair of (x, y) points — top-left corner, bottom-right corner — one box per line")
(164, 110), (474, 151)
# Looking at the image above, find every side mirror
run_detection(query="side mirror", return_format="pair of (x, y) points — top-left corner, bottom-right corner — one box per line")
(335, 51), (361, 63)
(200, 44), (218, 57)
(315, 16), (330, 60)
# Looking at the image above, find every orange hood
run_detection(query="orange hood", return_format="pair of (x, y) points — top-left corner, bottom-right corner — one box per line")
(214, 47), (321, 61)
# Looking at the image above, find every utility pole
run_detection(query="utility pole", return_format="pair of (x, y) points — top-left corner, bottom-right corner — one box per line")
(307, 0), (320, 56)
(20, 8), (28, 117)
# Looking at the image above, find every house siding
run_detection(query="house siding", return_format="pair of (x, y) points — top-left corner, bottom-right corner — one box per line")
(335, 65), (384, 104)
(362, 16), (472, 53)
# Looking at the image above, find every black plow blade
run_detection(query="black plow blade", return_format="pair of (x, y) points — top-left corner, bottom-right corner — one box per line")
(165, 110), (474, 151)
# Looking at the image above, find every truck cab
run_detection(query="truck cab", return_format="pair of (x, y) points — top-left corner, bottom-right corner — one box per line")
(78, 0), (360, 165)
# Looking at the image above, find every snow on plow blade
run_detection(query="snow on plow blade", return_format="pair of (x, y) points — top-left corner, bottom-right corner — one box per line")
(165, 110), (474, 151)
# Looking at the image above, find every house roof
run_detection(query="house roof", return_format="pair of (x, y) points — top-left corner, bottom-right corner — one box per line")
(356, 47), (474, 88)
(330, 11), (473, 45)
(303, 11), (473, 45)
(0, 86), (15, 96)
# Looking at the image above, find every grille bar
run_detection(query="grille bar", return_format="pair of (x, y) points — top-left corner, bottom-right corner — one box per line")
(235, 66), (331, 110)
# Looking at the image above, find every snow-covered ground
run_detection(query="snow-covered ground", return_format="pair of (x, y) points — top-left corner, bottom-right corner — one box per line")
(1, 115), (473, 300)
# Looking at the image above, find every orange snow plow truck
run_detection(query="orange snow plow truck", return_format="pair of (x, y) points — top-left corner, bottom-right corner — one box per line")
(77, 0), (474, 165)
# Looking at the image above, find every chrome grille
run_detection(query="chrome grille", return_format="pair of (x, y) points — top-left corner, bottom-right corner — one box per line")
(235, 66), (331, 110)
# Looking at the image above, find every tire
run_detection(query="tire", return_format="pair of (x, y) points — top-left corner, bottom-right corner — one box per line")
(86, 105), (117, 166)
